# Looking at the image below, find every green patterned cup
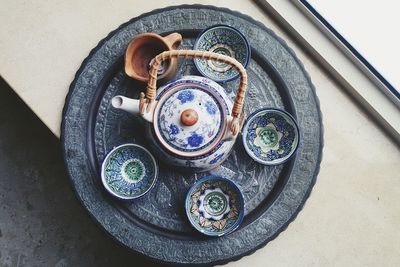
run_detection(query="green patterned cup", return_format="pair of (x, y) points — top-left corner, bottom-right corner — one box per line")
(242, 108), (300, 165)
(101, 144), (158, 200)
(193, 25), (250, 82)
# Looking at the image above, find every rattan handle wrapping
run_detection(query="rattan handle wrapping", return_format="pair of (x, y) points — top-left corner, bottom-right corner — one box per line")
(145, 50), (248, 121)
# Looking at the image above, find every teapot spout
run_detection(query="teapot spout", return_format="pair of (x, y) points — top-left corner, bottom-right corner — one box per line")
(111, 95), (140, 116)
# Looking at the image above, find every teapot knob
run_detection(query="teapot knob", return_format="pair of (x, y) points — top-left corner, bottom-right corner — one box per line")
(181, 109), (198, 126)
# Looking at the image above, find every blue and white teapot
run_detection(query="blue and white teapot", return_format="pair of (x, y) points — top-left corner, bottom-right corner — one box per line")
(112, 50), (248, 172)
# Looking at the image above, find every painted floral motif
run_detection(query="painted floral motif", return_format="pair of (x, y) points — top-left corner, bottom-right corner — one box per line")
(198, 188), (230, 220)
(186, 177), (244, 236)
(169, 124), (179, 135)
(187, 133), (204, 148)
(121, 159), (145, 183)
(206, 44), (235, 72)
(266, 150), (280, 161)
(205, 100), (218, 115)
(177, 90), (194, 104)
(209, 153), (225, 165)
(253, 123), (283, 151)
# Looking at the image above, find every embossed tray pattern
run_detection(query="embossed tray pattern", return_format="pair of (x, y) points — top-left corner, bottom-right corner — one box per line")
(61, 5), (323, 266)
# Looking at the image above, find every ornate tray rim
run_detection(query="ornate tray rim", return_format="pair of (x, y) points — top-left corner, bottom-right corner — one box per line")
(61, 4), (324, 266)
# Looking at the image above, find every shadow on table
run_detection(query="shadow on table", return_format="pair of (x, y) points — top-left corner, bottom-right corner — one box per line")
(0, 77), (165, 267)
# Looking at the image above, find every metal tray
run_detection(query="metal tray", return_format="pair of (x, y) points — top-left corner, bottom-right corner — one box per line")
(61, 5), (323, 266)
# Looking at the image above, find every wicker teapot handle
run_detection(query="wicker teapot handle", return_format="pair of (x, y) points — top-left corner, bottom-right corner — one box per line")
(141, 50), (248, 135)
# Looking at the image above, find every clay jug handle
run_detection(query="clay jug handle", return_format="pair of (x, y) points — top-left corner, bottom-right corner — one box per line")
(162, 33), (182, 49)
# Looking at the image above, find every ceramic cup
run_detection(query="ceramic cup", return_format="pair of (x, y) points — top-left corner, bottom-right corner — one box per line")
(242, 108), (300, 165)
(193, 25), (250, 82)
(101, 144), (158, 200)
(125, 32), (182, 82)
(185, 175), (244, 237)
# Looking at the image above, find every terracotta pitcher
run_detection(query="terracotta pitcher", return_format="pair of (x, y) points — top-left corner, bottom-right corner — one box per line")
(125, 32), (182, 82)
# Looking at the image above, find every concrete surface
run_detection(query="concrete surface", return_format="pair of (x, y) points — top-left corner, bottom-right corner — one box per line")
(0, 77), (162, 267)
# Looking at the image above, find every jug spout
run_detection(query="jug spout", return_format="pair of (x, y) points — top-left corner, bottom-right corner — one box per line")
(111, 95), (140, 116)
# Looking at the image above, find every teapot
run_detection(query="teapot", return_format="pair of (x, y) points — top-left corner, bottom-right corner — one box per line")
(112, 50), (247, 172)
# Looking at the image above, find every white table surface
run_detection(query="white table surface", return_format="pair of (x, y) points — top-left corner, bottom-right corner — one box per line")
(1, 1), (399, 266)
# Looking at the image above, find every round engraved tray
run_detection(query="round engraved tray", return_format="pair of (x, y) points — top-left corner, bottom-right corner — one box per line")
(61, 5), (323, 266)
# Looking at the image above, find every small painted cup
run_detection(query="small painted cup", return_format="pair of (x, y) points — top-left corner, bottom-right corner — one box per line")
(185, 175), (244, 237)
(101, 144), (158, 200)
(125, 32), (182, 82)
(242, 108), (300, 165)
(193, 25), (250, 82)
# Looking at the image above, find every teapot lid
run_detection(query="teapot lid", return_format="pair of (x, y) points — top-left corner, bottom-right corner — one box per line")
(153, 83), (228, 157)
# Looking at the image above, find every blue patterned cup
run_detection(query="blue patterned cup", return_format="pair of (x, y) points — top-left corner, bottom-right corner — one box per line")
(185, 175), (244, 237)
(193, 25), (250, 82)
(101, 144), (158, 200)
(242, 108), (300, 165)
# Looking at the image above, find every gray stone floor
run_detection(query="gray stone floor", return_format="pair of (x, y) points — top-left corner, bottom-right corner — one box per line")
(0, 78), (164, 267)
